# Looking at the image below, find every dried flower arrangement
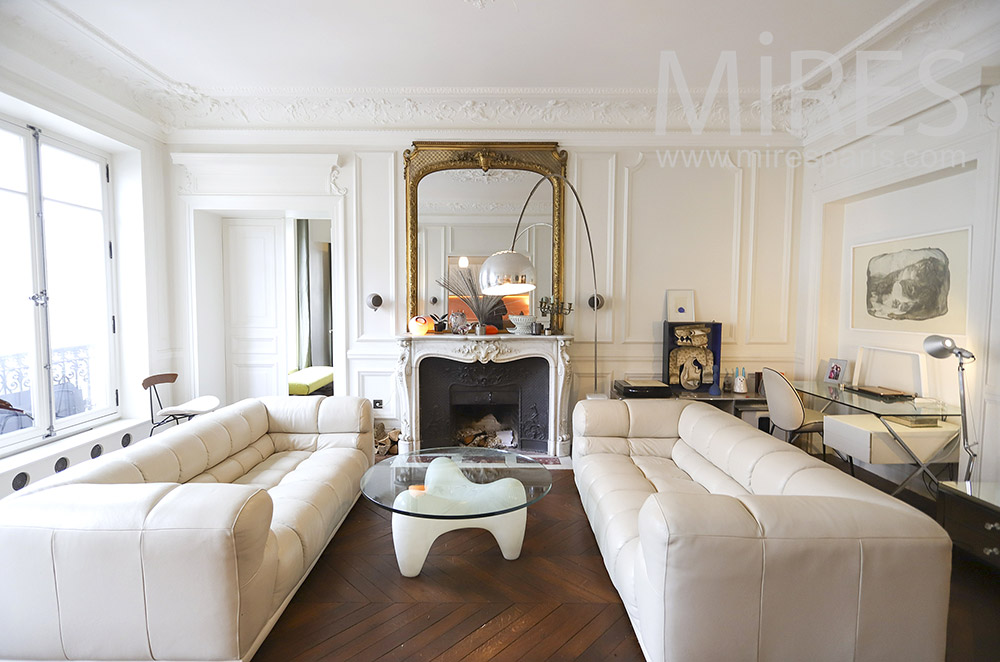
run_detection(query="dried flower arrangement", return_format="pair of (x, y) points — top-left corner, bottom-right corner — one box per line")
(436, 268), (506, 326)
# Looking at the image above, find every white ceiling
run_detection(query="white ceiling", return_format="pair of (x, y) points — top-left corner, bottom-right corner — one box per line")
(23, 0), (911, 91)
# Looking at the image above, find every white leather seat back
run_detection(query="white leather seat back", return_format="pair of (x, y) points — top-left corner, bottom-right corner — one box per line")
(573, 399), (690, 458)
(261, 396), (374, 465)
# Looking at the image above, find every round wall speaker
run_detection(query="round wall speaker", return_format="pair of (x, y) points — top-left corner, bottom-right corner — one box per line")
(11, 472), (29, 491)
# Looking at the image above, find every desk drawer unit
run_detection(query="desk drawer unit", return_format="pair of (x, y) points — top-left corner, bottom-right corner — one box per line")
(824, 414), (959, 464)
(938, 484), (1000, 570)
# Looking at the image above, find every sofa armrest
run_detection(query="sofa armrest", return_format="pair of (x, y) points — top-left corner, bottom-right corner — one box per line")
(634, 492), (950, 662)
(0, 482), (276, 661)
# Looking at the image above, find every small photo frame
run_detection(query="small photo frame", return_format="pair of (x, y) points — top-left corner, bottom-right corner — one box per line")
(824, 358), (849, 384)
(666, 289), (695, 322)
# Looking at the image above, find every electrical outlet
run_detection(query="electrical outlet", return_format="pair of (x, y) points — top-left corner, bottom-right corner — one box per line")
(373, 399), (383, 409)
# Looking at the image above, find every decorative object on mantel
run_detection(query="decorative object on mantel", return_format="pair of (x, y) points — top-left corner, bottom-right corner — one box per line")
(509, 314), (536, 335)
(408, 315), (434, 336)
(448, 310), (467, 333)
(924, 334), (977, 481)
(480, 173), (605, 397)
(436, 267), (506, 335)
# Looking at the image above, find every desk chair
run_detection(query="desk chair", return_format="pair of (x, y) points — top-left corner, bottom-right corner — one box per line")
(761, 367), (833, 463)
(142, 373), (220, 436)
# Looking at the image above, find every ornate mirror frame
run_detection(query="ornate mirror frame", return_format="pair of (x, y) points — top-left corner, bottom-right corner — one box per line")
(404, 141), (568, 332)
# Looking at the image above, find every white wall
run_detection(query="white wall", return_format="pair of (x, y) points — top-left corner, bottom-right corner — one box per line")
(839, 169), (976, 402)
(799, 87), (1000, 484)
(335, 144), (802, 423)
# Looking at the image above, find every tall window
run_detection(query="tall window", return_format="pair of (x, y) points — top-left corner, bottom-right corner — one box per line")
(0, 118), (118, 449)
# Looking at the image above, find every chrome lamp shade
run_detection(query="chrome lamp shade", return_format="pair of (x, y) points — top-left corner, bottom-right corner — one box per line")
(479, 250), (537, 296)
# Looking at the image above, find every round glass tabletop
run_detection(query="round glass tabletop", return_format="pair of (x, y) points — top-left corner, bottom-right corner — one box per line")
(360, 446), (553, 520)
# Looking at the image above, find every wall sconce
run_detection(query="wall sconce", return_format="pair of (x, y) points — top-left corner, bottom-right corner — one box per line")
(367, 293), (383, 311)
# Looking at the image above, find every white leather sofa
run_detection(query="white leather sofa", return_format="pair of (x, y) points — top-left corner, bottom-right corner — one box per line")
(0, 395), (373, 662)
(573, 398), (951, 662)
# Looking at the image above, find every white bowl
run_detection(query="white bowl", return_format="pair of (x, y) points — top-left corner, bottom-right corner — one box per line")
(508, 314), (536, 335)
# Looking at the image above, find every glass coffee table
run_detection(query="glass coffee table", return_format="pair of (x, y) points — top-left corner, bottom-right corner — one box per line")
(360, 447), (553, 577)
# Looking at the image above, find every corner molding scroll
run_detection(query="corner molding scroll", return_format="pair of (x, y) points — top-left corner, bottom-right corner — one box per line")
(982, 84), (1000, 129)
(329, 164), (348, 196)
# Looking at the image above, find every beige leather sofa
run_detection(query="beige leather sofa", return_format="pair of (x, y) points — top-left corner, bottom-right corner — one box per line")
(0, 395), (373, 662)
(573, 398), (951, 662)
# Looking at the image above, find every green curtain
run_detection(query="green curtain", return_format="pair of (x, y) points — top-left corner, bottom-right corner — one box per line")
(296, 219), (311, 370)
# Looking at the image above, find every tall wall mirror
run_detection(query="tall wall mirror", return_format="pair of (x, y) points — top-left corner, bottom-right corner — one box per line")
(404, 142), (568, 332)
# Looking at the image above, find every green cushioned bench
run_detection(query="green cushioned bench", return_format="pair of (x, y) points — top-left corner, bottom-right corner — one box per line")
(288, 366), (334, 395)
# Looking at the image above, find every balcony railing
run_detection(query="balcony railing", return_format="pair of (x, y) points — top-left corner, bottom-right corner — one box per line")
(0, 345), (92, 434)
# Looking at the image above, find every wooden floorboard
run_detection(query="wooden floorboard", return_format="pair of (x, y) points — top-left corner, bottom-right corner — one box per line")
(253, 471), (641, 662)
(253, 467), (1000, 662)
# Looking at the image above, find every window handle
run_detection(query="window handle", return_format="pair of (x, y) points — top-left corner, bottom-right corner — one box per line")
(29, 290), (49, 306)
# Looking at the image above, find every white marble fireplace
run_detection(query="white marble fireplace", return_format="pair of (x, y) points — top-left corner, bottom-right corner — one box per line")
(394, 335), (573, 457)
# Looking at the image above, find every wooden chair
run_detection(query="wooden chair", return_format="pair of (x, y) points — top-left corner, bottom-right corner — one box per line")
(142, 373), (220, 435)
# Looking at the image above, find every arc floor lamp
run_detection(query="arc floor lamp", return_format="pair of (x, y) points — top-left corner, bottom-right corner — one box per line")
(923, 334), (977, 482)
(479, 174), (605, 397)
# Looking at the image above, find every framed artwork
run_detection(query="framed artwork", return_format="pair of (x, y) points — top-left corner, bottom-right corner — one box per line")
(851, 228), (969, 333)
(666, 289), (695, 322)
(824, 358), (849, 384)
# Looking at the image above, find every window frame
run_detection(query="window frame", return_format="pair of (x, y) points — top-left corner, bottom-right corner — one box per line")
(0, 114), (121, 455)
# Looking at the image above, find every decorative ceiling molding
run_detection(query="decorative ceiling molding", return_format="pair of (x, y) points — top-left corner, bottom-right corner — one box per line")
(3, 0), (997, 140)
(0, 1), (778, 134)
(794, 0), (1000, 143)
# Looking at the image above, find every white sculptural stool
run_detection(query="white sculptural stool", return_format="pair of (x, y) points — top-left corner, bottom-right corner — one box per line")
(390, 456), (528, 577)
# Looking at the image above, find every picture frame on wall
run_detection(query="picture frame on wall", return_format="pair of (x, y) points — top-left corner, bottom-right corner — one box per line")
(666, 289), (695, 322)
(824, 358), (849, 384)
(850, 228), (969, 334)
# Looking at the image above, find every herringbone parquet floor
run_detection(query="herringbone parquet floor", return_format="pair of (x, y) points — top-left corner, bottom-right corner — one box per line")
(253, 470), (644, 661)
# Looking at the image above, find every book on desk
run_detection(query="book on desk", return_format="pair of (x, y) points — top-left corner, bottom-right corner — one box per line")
(843, 384), (916, 401)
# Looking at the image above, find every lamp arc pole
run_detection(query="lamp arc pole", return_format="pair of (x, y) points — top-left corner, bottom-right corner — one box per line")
(510, 174), (601, 396)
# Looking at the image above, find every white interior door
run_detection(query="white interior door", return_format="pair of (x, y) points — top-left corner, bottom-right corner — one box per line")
(222, 217), (287, 400)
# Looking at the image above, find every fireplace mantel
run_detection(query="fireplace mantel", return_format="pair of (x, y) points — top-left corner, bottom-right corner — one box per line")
(394, 334), (573, 456)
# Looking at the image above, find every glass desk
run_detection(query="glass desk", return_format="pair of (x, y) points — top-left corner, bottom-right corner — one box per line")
(361, 447), (552, 576)
(793, 381), (962, 495)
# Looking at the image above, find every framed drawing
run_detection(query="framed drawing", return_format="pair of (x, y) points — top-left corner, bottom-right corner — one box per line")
(851, 228), (969, 334)
(824, 358), (849, 384)
(666, 289), (695, 322)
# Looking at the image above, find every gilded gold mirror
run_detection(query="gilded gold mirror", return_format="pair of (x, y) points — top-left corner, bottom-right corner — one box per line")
(404, 142), (568, 332)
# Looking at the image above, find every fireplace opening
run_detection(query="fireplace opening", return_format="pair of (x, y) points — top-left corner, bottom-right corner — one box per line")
(419, 356), (548, 453)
